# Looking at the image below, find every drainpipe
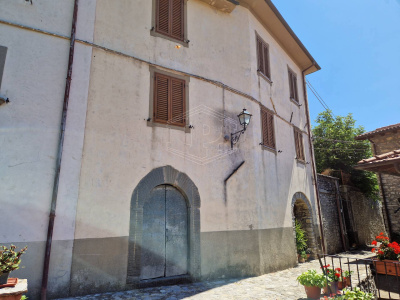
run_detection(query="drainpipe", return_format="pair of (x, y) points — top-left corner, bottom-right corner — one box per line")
(369, 139), (393, 240)
(301, 63), (326, 254)
(41, 1), (79, 299)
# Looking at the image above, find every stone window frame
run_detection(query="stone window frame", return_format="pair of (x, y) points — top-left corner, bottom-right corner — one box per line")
(127, 165), (201, 286)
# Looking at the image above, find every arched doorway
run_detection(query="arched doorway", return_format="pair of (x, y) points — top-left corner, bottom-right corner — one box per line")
(141, 185), (188, 280)
(127, 166), (200, 285)
(292, 192), (318, 258)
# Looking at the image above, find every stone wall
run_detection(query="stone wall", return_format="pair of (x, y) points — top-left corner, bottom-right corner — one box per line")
(317, 175), (343, 254)
(370, 131), (400, 241)
(340, 185), (386, 245)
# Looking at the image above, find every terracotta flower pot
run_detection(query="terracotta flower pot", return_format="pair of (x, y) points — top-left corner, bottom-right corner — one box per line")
(304, 286), (321, 299)
(323, 281), (339, 294)
(373, 259), (400, 276)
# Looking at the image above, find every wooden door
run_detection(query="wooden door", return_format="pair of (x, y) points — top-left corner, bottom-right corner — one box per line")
(141, 185), (188, 280)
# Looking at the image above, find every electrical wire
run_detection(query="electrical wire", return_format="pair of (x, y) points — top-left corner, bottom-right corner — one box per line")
(312, 136), (369, 144)
(306, 79), (335, 118)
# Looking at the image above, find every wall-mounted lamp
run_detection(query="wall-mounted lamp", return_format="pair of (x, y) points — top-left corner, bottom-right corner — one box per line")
(0, 96), (9, 106)
(231, 108), (252, 149)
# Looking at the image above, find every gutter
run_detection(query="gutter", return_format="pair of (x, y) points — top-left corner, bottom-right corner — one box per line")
(301, 63), (326, 254)
(369, 139), (393, 240)
(41, 1), (79, 299)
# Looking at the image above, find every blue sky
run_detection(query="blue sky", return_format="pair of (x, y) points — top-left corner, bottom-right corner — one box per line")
(273, 0), (400, 132)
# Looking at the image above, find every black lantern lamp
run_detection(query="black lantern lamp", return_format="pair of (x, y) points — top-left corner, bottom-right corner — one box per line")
(231, 108), (252, 149)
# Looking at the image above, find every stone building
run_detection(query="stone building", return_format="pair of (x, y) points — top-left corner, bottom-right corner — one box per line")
(0, 0), (323, 299)
(355, 123), (400, 241)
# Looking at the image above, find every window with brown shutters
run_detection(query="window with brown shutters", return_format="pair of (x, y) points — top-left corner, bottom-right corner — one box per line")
(261, 108), (275, 150)
(155, 0), (185, 42)
(256, 35), (271, 80)
(288, 68), (299, 103)
(294, 128), (305, 162)
(154, 72), (186, 127)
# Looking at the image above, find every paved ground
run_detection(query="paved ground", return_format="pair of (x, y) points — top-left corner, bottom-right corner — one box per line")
(58, 251), (378, 300)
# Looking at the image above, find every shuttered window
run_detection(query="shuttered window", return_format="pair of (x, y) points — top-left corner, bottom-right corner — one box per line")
(294, 128), (305, 161)
(256, 36), (271, 80)
(155, 0), (184, 42)
(154, 72), (186, 127)
(0, 46), (7, 91)
(288, 68), (299, 103)
(261, 108), (275, 149)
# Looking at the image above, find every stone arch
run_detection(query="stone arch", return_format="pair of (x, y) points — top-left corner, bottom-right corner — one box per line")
(127, 165), (201, 285)
(291, 192), (318, 259)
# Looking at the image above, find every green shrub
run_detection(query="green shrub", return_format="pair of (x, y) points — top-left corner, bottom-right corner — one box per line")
(295, 220), (307, 254)
(336, 287), (374, 300)
(296, 269), (327, 288)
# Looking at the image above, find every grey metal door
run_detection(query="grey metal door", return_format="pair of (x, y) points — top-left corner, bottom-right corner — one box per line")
(141, 185), (188, 280)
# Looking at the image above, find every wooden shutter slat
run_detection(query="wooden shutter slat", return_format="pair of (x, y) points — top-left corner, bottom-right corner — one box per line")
(294, 75), (298, 102)
(154, 74), (169, 123)
(171, 0), (184, 40)
(156, 0), (170, 35)
(170, 78), (185, 126)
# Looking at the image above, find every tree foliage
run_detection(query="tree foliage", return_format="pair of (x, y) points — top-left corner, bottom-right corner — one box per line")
(312, 110), (379, 199)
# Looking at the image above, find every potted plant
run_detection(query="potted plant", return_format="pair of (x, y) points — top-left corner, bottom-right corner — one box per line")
(299, 251), (308, 263)
(338, 270), (353, 289)
(339, 287), (374, 300)
(0, 245), (27, 285)
(321, 264), (341, 294)
(371, 232), (400, 276)
(295, 220), (308, 262)
(297, 269), (327, 299)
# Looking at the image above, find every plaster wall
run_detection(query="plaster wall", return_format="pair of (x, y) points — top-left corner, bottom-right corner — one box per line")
(70, 0), (320, 294)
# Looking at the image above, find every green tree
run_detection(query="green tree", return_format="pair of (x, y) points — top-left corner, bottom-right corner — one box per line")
(312, 110), (379, 199)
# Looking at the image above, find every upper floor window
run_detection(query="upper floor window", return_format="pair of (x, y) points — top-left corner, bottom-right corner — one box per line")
(288, 68), (299, 104)
(294, 127), (305, 162)
(153, 72), (186, 127)
(256, 35), (271, 81)
(261, 107), (275, 150)
(154, 0), (185, 43)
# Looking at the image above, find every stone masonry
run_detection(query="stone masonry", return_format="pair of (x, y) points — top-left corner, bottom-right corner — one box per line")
(370, 131), (400, 240)
(317, 174), (343, 254)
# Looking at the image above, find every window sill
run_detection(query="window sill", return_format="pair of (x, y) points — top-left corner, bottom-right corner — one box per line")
(290, 98), (301, 107)
(150, 30), (189, 48)
(257, 71), (273, 85)
(147, 120), (191, 133)
(260, 144), (277, 153)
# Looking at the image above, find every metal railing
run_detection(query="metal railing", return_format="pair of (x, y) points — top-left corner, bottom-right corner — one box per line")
(318, 254), (400, 299)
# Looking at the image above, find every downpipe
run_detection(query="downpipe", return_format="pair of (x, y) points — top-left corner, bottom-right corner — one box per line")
(40, 1), (79, 299)
(301, 63), (326, 254)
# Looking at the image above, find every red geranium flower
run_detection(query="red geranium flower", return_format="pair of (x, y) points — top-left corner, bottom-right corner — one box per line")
(335, 273), (340, 278)
(371, 248), (376, 253)
(372, 240), (377, 245)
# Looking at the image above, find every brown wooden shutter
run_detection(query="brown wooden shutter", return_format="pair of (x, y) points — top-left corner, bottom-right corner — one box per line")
(293, 74), (298, 102)
(171, 0), (184, 41)
(156, 0), (170, 35)
(154, 73), (169, 123)
(262, 109), (275, 149)
(257, 38), (264, 74)
(294, 129), (300, 158)
(170, 78), (185, 126)
(0, 46), (7, 91)
(294, 129), (305, 160)
(299, 131), (304, 160)
(263, 44), (270, 79)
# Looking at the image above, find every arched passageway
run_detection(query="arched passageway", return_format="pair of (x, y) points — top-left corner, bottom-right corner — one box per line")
(292, 192), (318, 259)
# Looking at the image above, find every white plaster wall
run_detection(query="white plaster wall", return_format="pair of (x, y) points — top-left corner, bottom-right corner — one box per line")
(0, 21), (71, 243)
(73, 0), (319, 240)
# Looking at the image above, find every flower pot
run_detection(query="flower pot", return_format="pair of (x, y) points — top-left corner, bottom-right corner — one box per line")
(0, 272), (10, 285)
(323, 281), (339, 294)
(373, 259), (400, 276)
(304, 286), (321, 299)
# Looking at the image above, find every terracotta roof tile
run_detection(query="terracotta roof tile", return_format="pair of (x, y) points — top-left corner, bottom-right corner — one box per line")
(355, 123), (400, 140)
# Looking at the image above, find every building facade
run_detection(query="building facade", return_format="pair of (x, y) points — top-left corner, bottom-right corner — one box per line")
(355, 123), (400, 242)
(0, 0), (322, 299)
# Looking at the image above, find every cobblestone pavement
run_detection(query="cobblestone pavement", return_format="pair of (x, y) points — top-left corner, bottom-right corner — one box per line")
(58, 251), (376, 300)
